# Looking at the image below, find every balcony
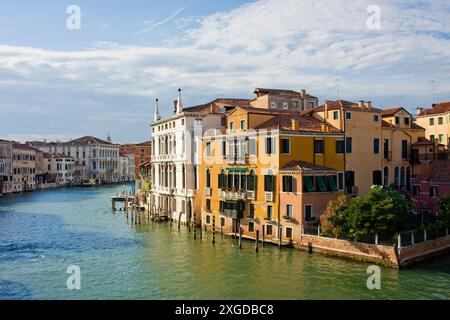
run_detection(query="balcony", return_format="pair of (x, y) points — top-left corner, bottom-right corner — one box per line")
(205, 187), (211, 196)
(247, 190), (255, 200)
(384, 151), (392, 161)
(219, 189), (247, 200)
(346, 186), (359, 196)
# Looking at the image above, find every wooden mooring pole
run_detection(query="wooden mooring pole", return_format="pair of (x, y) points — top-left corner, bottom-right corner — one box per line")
(255, 230), (259, 253)
(193, 214), (197, 240)
(212, 215), (216, 245)
(239, 227), (242, 249)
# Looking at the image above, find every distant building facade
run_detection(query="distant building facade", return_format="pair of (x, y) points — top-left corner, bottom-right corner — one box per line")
(43, 153), (75, 186)
(12, 143), (36, 192)
(0, 139), (13, 194)
(415, 101), (450, 149)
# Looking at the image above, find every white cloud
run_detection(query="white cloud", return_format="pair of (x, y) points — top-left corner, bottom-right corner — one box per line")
(0, 0), (450, 141)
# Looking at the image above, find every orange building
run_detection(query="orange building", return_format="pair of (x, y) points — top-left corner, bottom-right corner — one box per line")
(120, 141), (152, 179)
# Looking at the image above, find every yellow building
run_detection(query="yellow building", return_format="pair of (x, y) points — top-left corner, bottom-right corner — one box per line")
(308, 101), (425, 196)
(415, 101), (450, 149)
(199, 106), (344, 245)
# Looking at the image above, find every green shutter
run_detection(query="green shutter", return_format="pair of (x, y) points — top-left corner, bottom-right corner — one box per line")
(327, 176), (337, 192)
(304, 176), (314, 193)
(317, 176), (327, 192)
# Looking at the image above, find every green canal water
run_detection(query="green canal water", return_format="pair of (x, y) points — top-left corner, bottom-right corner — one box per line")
(0, 183), (449, 300)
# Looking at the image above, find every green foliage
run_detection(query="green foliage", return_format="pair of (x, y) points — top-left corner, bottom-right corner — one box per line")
(320, 186), (412, 240)
(427, 196), (450, 232)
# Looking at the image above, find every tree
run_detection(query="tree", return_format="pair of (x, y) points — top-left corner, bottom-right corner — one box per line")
(320, 186), (412, 240)
(428, 196), (450, 232)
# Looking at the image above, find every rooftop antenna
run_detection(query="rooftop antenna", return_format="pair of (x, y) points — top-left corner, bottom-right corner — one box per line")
(430, 80), (438, 104)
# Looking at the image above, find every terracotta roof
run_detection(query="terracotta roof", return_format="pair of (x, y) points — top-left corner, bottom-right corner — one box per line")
(27, 140), (59, 146)
(254, 114), (341, 133)
(135, 141), (152, 147)
(308, 100), (382, 113)
(381, 107), (405, 117)
(64, 136), (113, 146)
(280, 160), (338, 172)
(12, 143), (35, 151)
(0, 139), (12, 143)
(417, 101), (450, 116)
(254, 88), (318, 99)
(382, 120), (424, 130)
(412, 137), (434, 146)
(184, 99), (251, 114)
(232, 106), (303, 116)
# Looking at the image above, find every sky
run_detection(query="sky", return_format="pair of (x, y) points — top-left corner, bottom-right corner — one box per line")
(0, 0), (449, 143)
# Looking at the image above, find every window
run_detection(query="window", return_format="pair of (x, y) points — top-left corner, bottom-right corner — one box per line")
(373, 170), (382, 186)
(248, 139), (256, 156)
(229, 122), (235, 131)
(266, 206), (273, 221)
(283, 102), (289, 109)
(429, 118), (435, 126)
(270, 102), (277, 109)
(430, 135), (435, 142)
(336, 140), (345, 154)
(345, 112), (352, 120)
(222, 140), (226, 157)
(373, 138), (380, 154)
(281, 138), (290, 154)
(374, 115), (379, 122)
(206, 215), (211, 224)
(206, 199), (211, 212)
(264, 174), (275, 192)
(247, 170), (257, 192)
(439, 134), (444, 143)
(206, 142), (211, 157)
(304, 205), (313, 221)
(404, 117), (410, 125)
(402, 140), (408, 159)
(395, 117), (400, 125)
(206, 169), (211, 188)
(240, 120), (245, 130)
(248, 221), (255, 232)
(315, 176), (327, 192)
(282, 176), (293, 192)
(265, 137), (275, 154)
(438, 117), (443, 125)
(303, 176), (314, 193)
(333, 111), (339, 120)
(286, 227), (293, 239)
(346, 137), (352, 153)
(430, 186), (438, 198)
(249, 204), (255, 219)
(338, 172), (345, 191)
(413, 186), (420, 197)
(314, 139), (324, 154)
(266, 224), (273, 235)
(220, 218), (225, 227)
(293, 101), (298, 108)
(286, 204), (293, 218)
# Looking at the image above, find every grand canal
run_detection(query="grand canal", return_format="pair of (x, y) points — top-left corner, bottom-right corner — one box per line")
(0, 183), (449, 300)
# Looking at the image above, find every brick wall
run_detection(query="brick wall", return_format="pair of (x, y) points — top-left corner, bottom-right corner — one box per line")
(399, 234), (450, 266)
(297, 235), (399, 267)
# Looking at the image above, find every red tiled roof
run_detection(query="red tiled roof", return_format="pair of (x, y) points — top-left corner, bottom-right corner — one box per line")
(254, 88), (318, 99)
(412, 137), (434, 146)
(12, 143), (35, 151)
(254, 114), (341, 133)
(308, 100), (382, 114)
(417, 101), (450, 116)
(64, 136), (113, 146)
(381, 107), (405, 117)
(424, 160), (450, 182)
(280, 160), (337, 172)
(184, 99), (251, 114)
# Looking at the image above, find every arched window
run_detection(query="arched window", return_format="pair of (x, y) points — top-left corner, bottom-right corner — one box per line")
(383, 167), (389, 186)
(248, 169), (256, 191)
(264, 169), (275, 192)
(394, 167), (399, 189)
(400, 167), (405, 188)
(406, 167), (411, 191)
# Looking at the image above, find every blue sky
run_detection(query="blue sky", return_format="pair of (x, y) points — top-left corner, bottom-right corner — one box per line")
(0, 0), (449, 143)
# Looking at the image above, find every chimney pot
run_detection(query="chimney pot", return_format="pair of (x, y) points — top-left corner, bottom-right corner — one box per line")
(291, 119), (299, 131)
(365, 101), (372, 109)
(358, 100), (365, 108)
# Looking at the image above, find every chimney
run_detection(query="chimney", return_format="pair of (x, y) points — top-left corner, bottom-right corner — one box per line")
(365, 101), (372, 109)
(416, 107), (424, 116)
(291, 119), (299, 131)
(300, 89), (306, 97)
(176, 88), (183, 114)
(154, 98), (161, 122)
(358, 100), (365, 108)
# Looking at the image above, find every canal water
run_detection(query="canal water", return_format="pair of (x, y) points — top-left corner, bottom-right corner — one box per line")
(0, 183), (449, 300)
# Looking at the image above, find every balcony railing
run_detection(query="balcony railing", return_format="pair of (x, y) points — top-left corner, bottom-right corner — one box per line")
(265, 192), (274, 202)
(384, 151), (392, 160)
(346, 186), (359, 196)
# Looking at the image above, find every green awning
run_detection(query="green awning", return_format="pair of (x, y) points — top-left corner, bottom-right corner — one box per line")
(226, 168), (247, 172)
